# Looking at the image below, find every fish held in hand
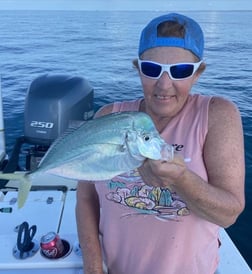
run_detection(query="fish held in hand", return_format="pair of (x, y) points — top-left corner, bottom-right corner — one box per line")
(0, 112), (173, 208)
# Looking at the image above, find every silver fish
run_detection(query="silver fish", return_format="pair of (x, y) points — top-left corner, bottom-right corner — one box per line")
(0, 111), (173, 208)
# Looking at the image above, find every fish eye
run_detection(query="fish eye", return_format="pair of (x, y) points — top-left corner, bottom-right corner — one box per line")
(143, 135), (150, 142)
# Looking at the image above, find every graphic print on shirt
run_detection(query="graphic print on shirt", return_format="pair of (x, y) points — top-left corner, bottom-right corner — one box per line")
(105, 170), (190, 221)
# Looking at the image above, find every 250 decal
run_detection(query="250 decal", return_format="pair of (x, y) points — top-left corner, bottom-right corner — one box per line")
(30, 121), (54, 129)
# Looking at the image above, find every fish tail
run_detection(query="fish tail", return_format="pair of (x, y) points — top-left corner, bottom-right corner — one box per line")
(17, 174), (32, 208)
(0, 172), (31, 208)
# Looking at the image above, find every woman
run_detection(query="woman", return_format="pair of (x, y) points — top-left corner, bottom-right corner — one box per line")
(76, 13), (245, 274)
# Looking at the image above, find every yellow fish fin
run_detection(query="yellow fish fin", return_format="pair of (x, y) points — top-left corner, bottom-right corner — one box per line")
(17, 174), (32, 208)
(0, 172), (31, 208)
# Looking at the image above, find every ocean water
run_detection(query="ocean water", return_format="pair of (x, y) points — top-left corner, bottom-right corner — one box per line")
(0, 10), (251, 268)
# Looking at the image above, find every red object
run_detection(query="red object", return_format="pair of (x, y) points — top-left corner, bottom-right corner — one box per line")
(40, 232), (64, 258)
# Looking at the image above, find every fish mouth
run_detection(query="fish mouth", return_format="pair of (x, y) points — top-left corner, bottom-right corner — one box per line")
(160, 143), (174, 161)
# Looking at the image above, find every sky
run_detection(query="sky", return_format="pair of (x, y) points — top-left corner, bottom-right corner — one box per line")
(0, 0), (251, 11)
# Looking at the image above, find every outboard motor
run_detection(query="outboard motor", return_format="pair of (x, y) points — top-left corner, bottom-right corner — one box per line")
(0, 74), (94, 181)
(24, 74), (94, 145)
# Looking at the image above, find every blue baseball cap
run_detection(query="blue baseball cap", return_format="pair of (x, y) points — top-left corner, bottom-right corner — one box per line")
(138, 13), (204, 60)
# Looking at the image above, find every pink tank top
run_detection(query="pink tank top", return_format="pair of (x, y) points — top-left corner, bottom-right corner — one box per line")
(95, 94), (219, 274)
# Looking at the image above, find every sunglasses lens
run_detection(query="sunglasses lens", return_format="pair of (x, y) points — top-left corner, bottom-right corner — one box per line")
(170, 64), (194, 79)
(141, 62), (162, 78)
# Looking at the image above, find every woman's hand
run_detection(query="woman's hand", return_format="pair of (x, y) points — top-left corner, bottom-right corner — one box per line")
(138, 153), (187, 188)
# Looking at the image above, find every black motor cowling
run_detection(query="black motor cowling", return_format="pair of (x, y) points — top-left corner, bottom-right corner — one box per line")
(24, 74), (94, 145)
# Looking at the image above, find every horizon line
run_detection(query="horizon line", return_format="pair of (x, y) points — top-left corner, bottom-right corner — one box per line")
(0, 8), (251, 12)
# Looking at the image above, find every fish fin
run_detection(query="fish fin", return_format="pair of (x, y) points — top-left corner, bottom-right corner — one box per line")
(0, 172), (27, 181)
(17, 174), (32, 208)
(0, 172), (31, 208)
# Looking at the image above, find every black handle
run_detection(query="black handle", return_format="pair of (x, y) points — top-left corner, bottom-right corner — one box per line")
(17, 221), (37, 253)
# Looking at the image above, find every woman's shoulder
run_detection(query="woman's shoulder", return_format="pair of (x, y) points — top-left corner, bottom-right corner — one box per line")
(95, 99), (143, 118)
(209, 96), (237, 108)
(189, 94), (238, 111)
(208, 96), (241, 129)
(94, 104), (114, 118)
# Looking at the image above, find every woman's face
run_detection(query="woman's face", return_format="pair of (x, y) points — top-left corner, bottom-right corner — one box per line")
(139, 47), (203, 123)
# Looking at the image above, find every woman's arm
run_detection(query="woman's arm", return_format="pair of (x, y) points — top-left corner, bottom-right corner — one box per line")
(200, 97), (245, 225)
(139, 97), (245, 227)
(76, 182), (104, 274)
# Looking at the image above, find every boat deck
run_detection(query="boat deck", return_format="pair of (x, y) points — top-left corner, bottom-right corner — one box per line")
(0, 175), (251, 273)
